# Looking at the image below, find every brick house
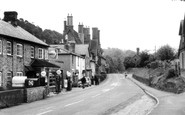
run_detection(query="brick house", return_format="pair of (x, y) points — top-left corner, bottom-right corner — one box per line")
(0, 11), (59, 90)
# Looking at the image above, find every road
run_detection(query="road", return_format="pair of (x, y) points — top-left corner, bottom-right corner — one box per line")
(0, 74), (148, 115)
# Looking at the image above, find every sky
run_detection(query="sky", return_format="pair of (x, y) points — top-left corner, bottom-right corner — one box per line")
(0, 0), (185, 53)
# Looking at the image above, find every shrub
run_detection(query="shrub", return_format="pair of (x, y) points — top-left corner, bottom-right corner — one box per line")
(166, 69), (176, 79)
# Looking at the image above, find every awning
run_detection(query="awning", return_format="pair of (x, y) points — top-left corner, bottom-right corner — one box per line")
(31, 59), (60, 68)
(24, 66), (34, 71)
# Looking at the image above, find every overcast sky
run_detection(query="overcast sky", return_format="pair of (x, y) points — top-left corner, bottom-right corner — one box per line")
(0, 0), (185, 52)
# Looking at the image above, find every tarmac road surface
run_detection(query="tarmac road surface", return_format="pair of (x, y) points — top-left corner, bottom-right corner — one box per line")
(0, 74), (152, 115)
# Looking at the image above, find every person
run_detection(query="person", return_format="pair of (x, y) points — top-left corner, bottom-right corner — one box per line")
(81, 76), (86, 89)
(125, 72), (127, 78)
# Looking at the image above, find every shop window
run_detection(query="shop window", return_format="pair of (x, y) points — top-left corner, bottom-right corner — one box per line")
(7, 41), (12, 55)
(31, 46), (34, 58)
(38, 48), (43, 59)
(16, 72), (23, 76)
(17, 43), (23, 57)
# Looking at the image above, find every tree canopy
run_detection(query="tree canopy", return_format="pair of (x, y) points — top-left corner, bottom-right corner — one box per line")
(17, 18), (62, 44)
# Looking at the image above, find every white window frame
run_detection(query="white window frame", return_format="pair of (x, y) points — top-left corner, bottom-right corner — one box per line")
(31, 46), (34, 58)
(16, 72), (23, 76)
(38, 48), (44, 59)
(0, 40), (2, 55)
(17, 43), (23, 57)
(7, 41), (12, 55)
(45, 49), (48, 59)
(0, 72), (2, 87)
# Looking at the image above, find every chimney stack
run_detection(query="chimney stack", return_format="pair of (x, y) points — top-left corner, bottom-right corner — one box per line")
(137, 48), (140, 55)
(3, 11), (18, 26)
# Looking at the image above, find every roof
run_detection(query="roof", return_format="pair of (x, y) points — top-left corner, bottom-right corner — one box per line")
(75, 44), (90, 57)
(63, 28), (82, 44)
(49, 44), (84, 58)
(0, 20), (48, 46)
(179, 19), (185, 53)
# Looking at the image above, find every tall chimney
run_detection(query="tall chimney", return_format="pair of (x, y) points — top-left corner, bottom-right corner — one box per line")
(3, 11), (18, 26)
(78, 23), (84, 33)
(137, 48), (140, 55)
(64, 20), (67, 31)
(67, 14), (73, 27)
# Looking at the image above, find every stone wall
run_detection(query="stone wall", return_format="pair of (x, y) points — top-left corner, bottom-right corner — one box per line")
(25, 86), (46, 103)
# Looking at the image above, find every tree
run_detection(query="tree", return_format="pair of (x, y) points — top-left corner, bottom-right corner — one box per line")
(156, 45), (175, 61)
(124, 56), (135, 69)
(139, 51), (150, 67)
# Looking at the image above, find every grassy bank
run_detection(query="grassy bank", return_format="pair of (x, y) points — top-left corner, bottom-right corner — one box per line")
(128, 68), (185, 94)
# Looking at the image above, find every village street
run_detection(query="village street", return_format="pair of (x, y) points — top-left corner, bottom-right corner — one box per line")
(0, 74), (155, 115)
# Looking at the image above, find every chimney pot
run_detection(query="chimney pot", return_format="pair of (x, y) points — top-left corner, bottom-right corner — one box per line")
(3, 11), (18, 26)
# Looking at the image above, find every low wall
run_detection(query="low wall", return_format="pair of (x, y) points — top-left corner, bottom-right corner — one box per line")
(25, 86), (46, 103)
(0, 89), (24, 108)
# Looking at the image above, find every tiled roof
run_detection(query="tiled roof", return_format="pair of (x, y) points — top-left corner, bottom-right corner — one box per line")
(75, 44), (90, 57)
(0, 20), (48, 46)
(63, 28), (82, 44)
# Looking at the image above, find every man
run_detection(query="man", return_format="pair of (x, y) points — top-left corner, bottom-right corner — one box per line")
(81, 76), (86, 89)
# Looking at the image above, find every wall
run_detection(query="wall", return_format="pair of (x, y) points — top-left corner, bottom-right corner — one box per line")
(25, 86), (46, 103)
(179, 50), (185, 69)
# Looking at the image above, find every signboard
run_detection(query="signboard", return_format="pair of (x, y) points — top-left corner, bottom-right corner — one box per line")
(41, 71), (46, 77)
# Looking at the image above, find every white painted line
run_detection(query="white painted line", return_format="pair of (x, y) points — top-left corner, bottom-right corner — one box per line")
(64, 99), (84, 107)
(102, 89), (111, 92)
(92, 93), (101, 98)
(36, 110), (53, 115)
(110, 83), (118, 86)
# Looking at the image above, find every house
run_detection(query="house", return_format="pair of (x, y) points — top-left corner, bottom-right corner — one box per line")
(0, 11), (59, 90)
(49, 45), (85, 87)
(132, 48), (141, 67)
(179, 16), (185, 69)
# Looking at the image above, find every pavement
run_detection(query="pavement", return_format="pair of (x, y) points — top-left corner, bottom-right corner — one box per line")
(128, 74), (185, 115)
(0, 74), (147, 115)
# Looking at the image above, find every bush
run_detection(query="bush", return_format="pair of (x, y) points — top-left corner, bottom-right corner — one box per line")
(166, 69), (176, 79)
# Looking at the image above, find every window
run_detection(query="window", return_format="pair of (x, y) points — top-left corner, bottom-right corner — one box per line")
(0, 40), (2, 54)
(31, 46), (34, 58)
(0, 72), (2, 87)
(16, 72), (23, 76)
(17, 43), (23, 57)
(38, 48), (43, 59)
(7, 41), (12, 55)
(72, 55), (74, 65)
(6, 71), (12, 88)
(45, 49), (48, 59)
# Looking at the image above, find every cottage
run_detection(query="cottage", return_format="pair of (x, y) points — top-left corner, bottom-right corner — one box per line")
(0, 11), (59, 90)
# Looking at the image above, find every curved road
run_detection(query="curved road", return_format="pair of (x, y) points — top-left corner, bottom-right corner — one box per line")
(0, 74), (146, 115)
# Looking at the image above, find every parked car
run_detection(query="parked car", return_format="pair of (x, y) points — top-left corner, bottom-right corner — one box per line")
(77, 77), (91, 87)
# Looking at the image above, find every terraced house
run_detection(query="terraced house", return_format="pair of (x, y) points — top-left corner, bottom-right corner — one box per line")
(0, 11), (59, 90)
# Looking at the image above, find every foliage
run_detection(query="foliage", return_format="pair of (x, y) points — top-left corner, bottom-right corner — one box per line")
(103, 48), (135, 73)
(17, 18), (62, 44)
(156, 45), (175, 61)
(139, 51), (150, 67)
(166, 69), (177, 79)
(124, 56), (135, 69)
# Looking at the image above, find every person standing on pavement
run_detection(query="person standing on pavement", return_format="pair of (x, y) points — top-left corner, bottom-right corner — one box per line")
(81, 76), (86, 89)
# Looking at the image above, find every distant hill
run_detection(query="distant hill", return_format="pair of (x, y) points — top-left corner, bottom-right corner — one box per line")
(17, 18), (62, 44)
